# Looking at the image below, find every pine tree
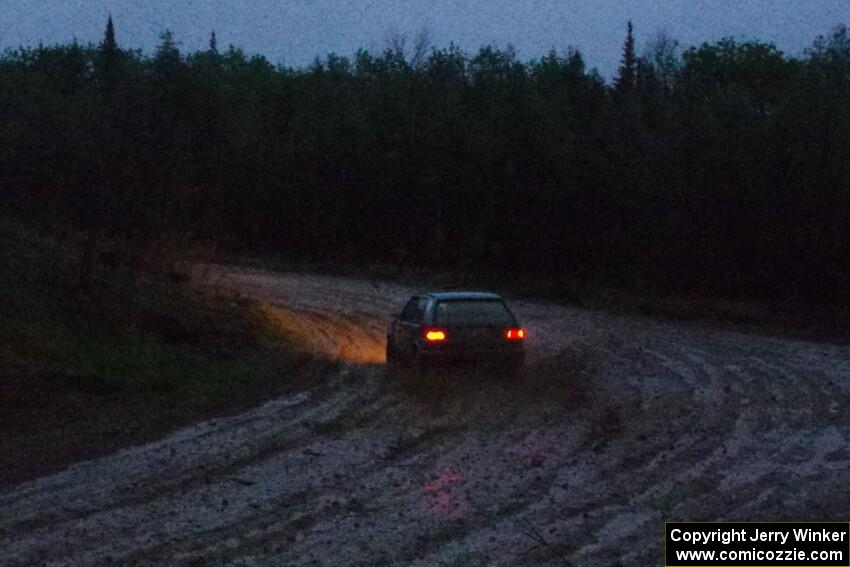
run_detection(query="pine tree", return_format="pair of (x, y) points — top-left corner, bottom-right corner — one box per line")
(209, 30), (218, 54)
(97, 15), (121, 91)
(155, 30), (181, 69)
(102, 15), (117, 53)
(615, 21), (637, 95)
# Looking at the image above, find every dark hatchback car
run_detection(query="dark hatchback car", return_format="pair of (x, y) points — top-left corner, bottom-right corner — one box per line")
(386, 292), (526, 373)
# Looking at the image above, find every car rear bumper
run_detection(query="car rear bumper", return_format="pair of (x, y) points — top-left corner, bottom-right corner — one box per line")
(417, 348), (525, 366)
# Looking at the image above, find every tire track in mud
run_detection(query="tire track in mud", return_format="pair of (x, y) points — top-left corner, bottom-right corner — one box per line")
(2, 266), (850, 565)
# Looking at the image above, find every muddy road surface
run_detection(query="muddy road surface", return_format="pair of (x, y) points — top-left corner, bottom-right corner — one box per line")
(2, 267), (849, 565)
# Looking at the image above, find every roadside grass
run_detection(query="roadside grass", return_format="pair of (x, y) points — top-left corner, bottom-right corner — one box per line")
(0, 218), (314, 485)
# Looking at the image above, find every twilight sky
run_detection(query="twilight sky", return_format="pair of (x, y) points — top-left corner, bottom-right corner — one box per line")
(0, 1), (847, 77)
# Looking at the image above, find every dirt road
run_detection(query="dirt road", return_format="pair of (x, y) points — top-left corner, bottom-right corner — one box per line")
(2, 267), (849, 565)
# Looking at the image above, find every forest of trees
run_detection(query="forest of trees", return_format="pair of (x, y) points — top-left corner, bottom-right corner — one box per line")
(1, 19), (849, 302)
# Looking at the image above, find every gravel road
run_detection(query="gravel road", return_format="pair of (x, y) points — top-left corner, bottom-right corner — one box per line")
(2, 266), (849, 565)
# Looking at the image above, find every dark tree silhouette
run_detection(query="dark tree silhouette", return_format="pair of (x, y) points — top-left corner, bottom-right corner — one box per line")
(649, 29), (680, 91)
(102, 15), (117, 53)
(1, 21), (849, 303)
(615, 21), (637, 95)
(155, 30), (180, 67)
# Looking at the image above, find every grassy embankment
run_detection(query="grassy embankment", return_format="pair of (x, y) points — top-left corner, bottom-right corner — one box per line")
(0, 218), (313, 486)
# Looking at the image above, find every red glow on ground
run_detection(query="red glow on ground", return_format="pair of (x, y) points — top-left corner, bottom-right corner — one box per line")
(422, 468), (469, 519)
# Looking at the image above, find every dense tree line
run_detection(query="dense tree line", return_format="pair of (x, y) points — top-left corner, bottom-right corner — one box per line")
(1, 20), (849, 302)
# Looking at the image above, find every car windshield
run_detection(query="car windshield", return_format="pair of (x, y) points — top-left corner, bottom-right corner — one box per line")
(433, 299), (514, 326)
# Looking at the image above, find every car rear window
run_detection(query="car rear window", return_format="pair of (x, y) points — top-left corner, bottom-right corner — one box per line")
(433, 300), (514, 325)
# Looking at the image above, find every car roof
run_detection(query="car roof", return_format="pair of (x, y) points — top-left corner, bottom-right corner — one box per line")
(422, 291), (504, 301)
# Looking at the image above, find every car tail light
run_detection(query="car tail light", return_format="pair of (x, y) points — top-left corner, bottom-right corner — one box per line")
(424, 328), (447, 342)
(425, 329), (449, 343)
(505, 327), (526, 340)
